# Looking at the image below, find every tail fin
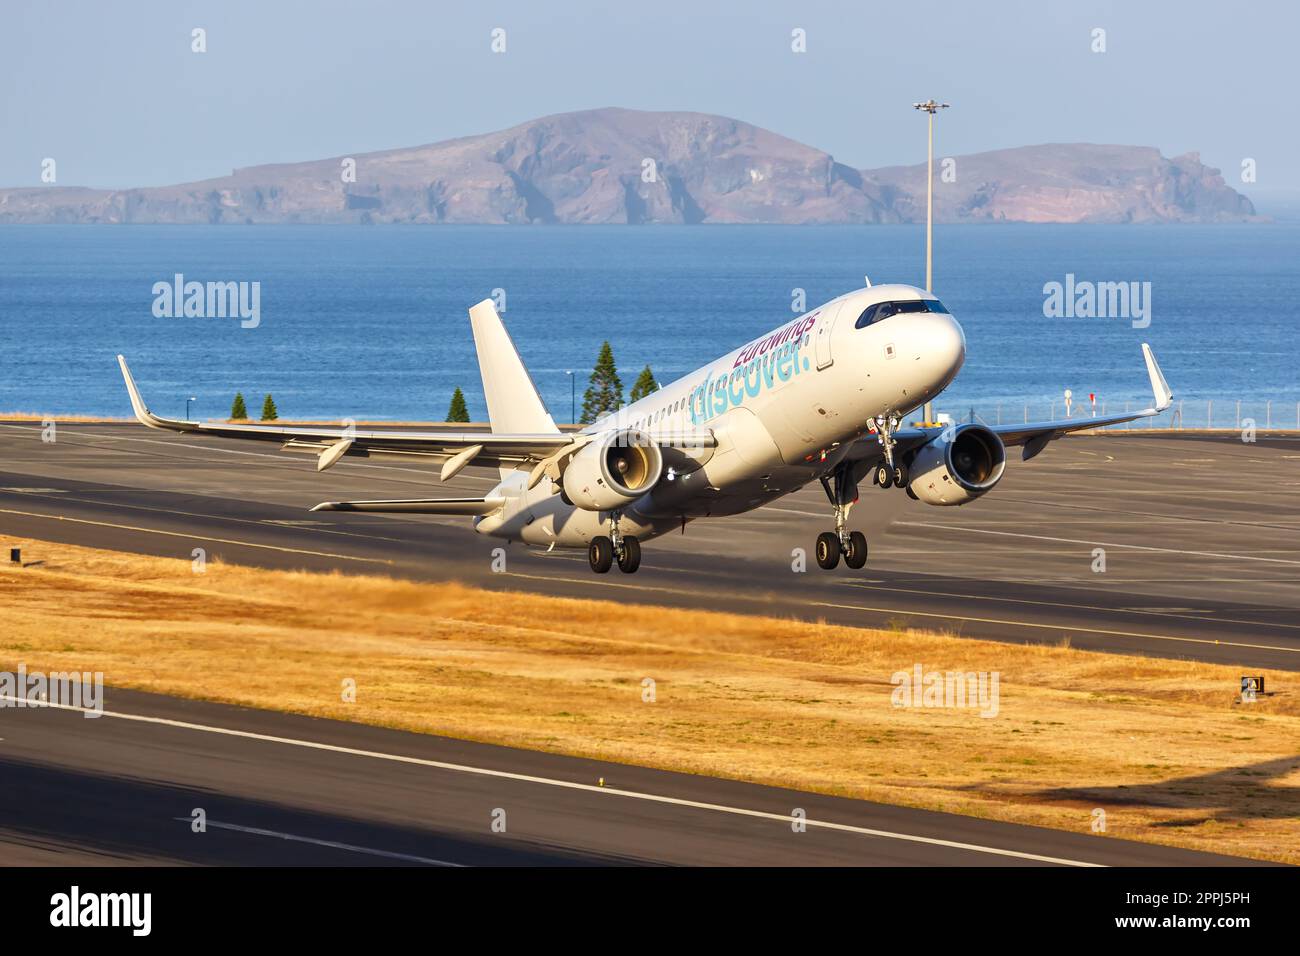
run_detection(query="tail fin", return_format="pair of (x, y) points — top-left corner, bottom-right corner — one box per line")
(467, 299), (559, 435)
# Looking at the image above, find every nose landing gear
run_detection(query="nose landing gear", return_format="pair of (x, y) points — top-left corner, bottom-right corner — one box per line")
(873, 460), (909, 489)
(589, 511), (641, 574)
(816, 467), (869, 570)
(871, 414), (909, 490)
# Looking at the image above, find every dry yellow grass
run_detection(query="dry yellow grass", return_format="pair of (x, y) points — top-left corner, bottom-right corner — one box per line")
(1, 536), (1296, 863)
(0, 413), (131, 422)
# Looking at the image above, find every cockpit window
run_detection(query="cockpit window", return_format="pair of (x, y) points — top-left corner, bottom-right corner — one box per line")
(855, 298), (949, 328)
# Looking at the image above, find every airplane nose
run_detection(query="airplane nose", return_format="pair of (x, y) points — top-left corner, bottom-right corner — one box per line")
(941, 313), (966, 372)
(915, 313), (965, 392)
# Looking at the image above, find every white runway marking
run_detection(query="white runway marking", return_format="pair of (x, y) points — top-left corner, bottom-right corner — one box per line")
(812, 601), (1299, 656)
(172, 818), (463, 866)
(0, 423), (495, 484)
(503, 570), (692, 595)
(993, 495), (1300, 534)
(897, 521), (1300, 567)
(0, 508), (392, 565)
(10, 695), (1102, 867)
(4, 488), (421, 547)
(838, 580), (1300, 633)
(760, 506), (828, 518)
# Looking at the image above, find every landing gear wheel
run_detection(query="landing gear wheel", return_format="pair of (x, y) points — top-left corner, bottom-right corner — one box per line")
(874, 463), (894, 488)
(815, 531), (841, 570)
(588, 536), (614, 574)
(616, 536), (641, 574)
(842, 531), (869, 569)
(892, 462), (909, 489)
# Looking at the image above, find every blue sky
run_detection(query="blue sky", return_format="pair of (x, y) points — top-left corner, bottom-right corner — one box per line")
(2, 0), (1294, 196)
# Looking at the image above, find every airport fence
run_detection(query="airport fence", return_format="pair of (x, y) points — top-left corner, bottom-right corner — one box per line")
(941, 399), (1300, 432)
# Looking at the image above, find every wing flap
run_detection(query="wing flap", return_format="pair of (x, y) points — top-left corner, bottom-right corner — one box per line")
(117, 355), (574, 468)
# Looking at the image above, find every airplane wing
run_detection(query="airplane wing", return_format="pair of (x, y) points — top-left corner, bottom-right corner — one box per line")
(310, 497), (506, 515)
(117, 355), (575, 477)
(847, 343), (1173, 465)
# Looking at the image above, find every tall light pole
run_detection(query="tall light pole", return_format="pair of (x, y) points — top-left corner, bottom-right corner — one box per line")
(914, 99), (949, 425)
(186, 396), (196, 421)
(565, 370), (575, 425)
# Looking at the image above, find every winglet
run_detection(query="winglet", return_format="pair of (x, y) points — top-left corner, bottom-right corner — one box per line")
(117, 355), (187, 431)
(1141, 344), (1173, 411)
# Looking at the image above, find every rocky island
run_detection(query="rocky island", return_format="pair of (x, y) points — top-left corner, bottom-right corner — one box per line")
(0, 108), (1259, 225)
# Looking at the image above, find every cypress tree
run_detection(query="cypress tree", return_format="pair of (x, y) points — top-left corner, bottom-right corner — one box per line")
(446, 386), (470, 423)
(580, 341), (623, 424)
(630, 364), (658, 402)
(260, 393), (278, 421)
(230, 392), (248, 420)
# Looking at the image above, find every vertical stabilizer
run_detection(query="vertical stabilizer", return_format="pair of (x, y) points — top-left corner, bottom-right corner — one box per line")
(466, 299), (560, 435)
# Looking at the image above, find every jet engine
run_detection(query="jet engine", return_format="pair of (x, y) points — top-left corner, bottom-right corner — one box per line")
(908, 424), (1006, 506)
(562, 429), (663, 511)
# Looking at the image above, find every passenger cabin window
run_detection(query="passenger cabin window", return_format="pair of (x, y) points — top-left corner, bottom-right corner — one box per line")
(855, 298), (949, 328)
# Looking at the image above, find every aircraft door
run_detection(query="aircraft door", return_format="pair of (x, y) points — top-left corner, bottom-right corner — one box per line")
(814, 301), (843, 370)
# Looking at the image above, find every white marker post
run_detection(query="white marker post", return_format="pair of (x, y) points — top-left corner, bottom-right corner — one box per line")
(914, 99), (949, 426)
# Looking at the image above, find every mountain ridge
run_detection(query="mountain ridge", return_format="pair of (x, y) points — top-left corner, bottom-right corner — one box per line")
(0, 107), (1259, 225)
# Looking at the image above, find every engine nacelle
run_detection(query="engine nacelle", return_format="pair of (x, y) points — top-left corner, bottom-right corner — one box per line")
(562, 428), (663, 512)
(908, 424), (1006, 506)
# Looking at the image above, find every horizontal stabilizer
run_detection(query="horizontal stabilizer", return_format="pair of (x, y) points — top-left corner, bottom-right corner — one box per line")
(310, 497), (505, 515)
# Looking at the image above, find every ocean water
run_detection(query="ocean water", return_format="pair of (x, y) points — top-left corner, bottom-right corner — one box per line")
(0, 224), (1297, 426)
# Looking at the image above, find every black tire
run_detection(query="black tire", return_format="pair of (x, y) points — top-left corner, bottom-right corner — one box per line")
(875, 463), (893, 488)
(843, 531), (868, 569)
(588, 536), (614, 573)
(815, 531), (841, 570)
(616, 536), (641, 574)
(893, 462), (909, 489)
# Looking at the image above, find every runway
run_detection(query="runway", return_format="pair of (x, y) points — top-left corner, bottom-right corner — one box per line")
(0, 686), (1255, 866)
(1, 422), (1298, 670)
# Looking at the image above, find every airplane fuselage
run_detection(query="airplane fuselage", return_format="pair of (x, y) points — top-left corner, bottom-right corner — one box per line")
(475, 284), (966, 548)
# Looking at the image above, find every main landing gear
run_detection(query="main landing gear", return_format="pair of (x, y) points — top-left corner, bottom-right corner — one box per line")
(816, 466), (869, 570)
(589, 511), (641, 574)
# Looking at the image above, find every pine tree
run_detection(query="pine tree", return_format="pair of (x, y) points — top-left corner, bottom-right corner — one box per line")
(630, 364), (658, 402)
(446, 386), (470, 423)
(260, 394), (278, 421)
(230, 392), (248, 420)
(580, 341), (623, 424)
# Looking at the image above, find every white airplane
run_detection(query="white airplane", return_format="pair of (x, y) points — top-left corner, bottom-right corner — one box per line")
(117, 283), (1172, 574)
